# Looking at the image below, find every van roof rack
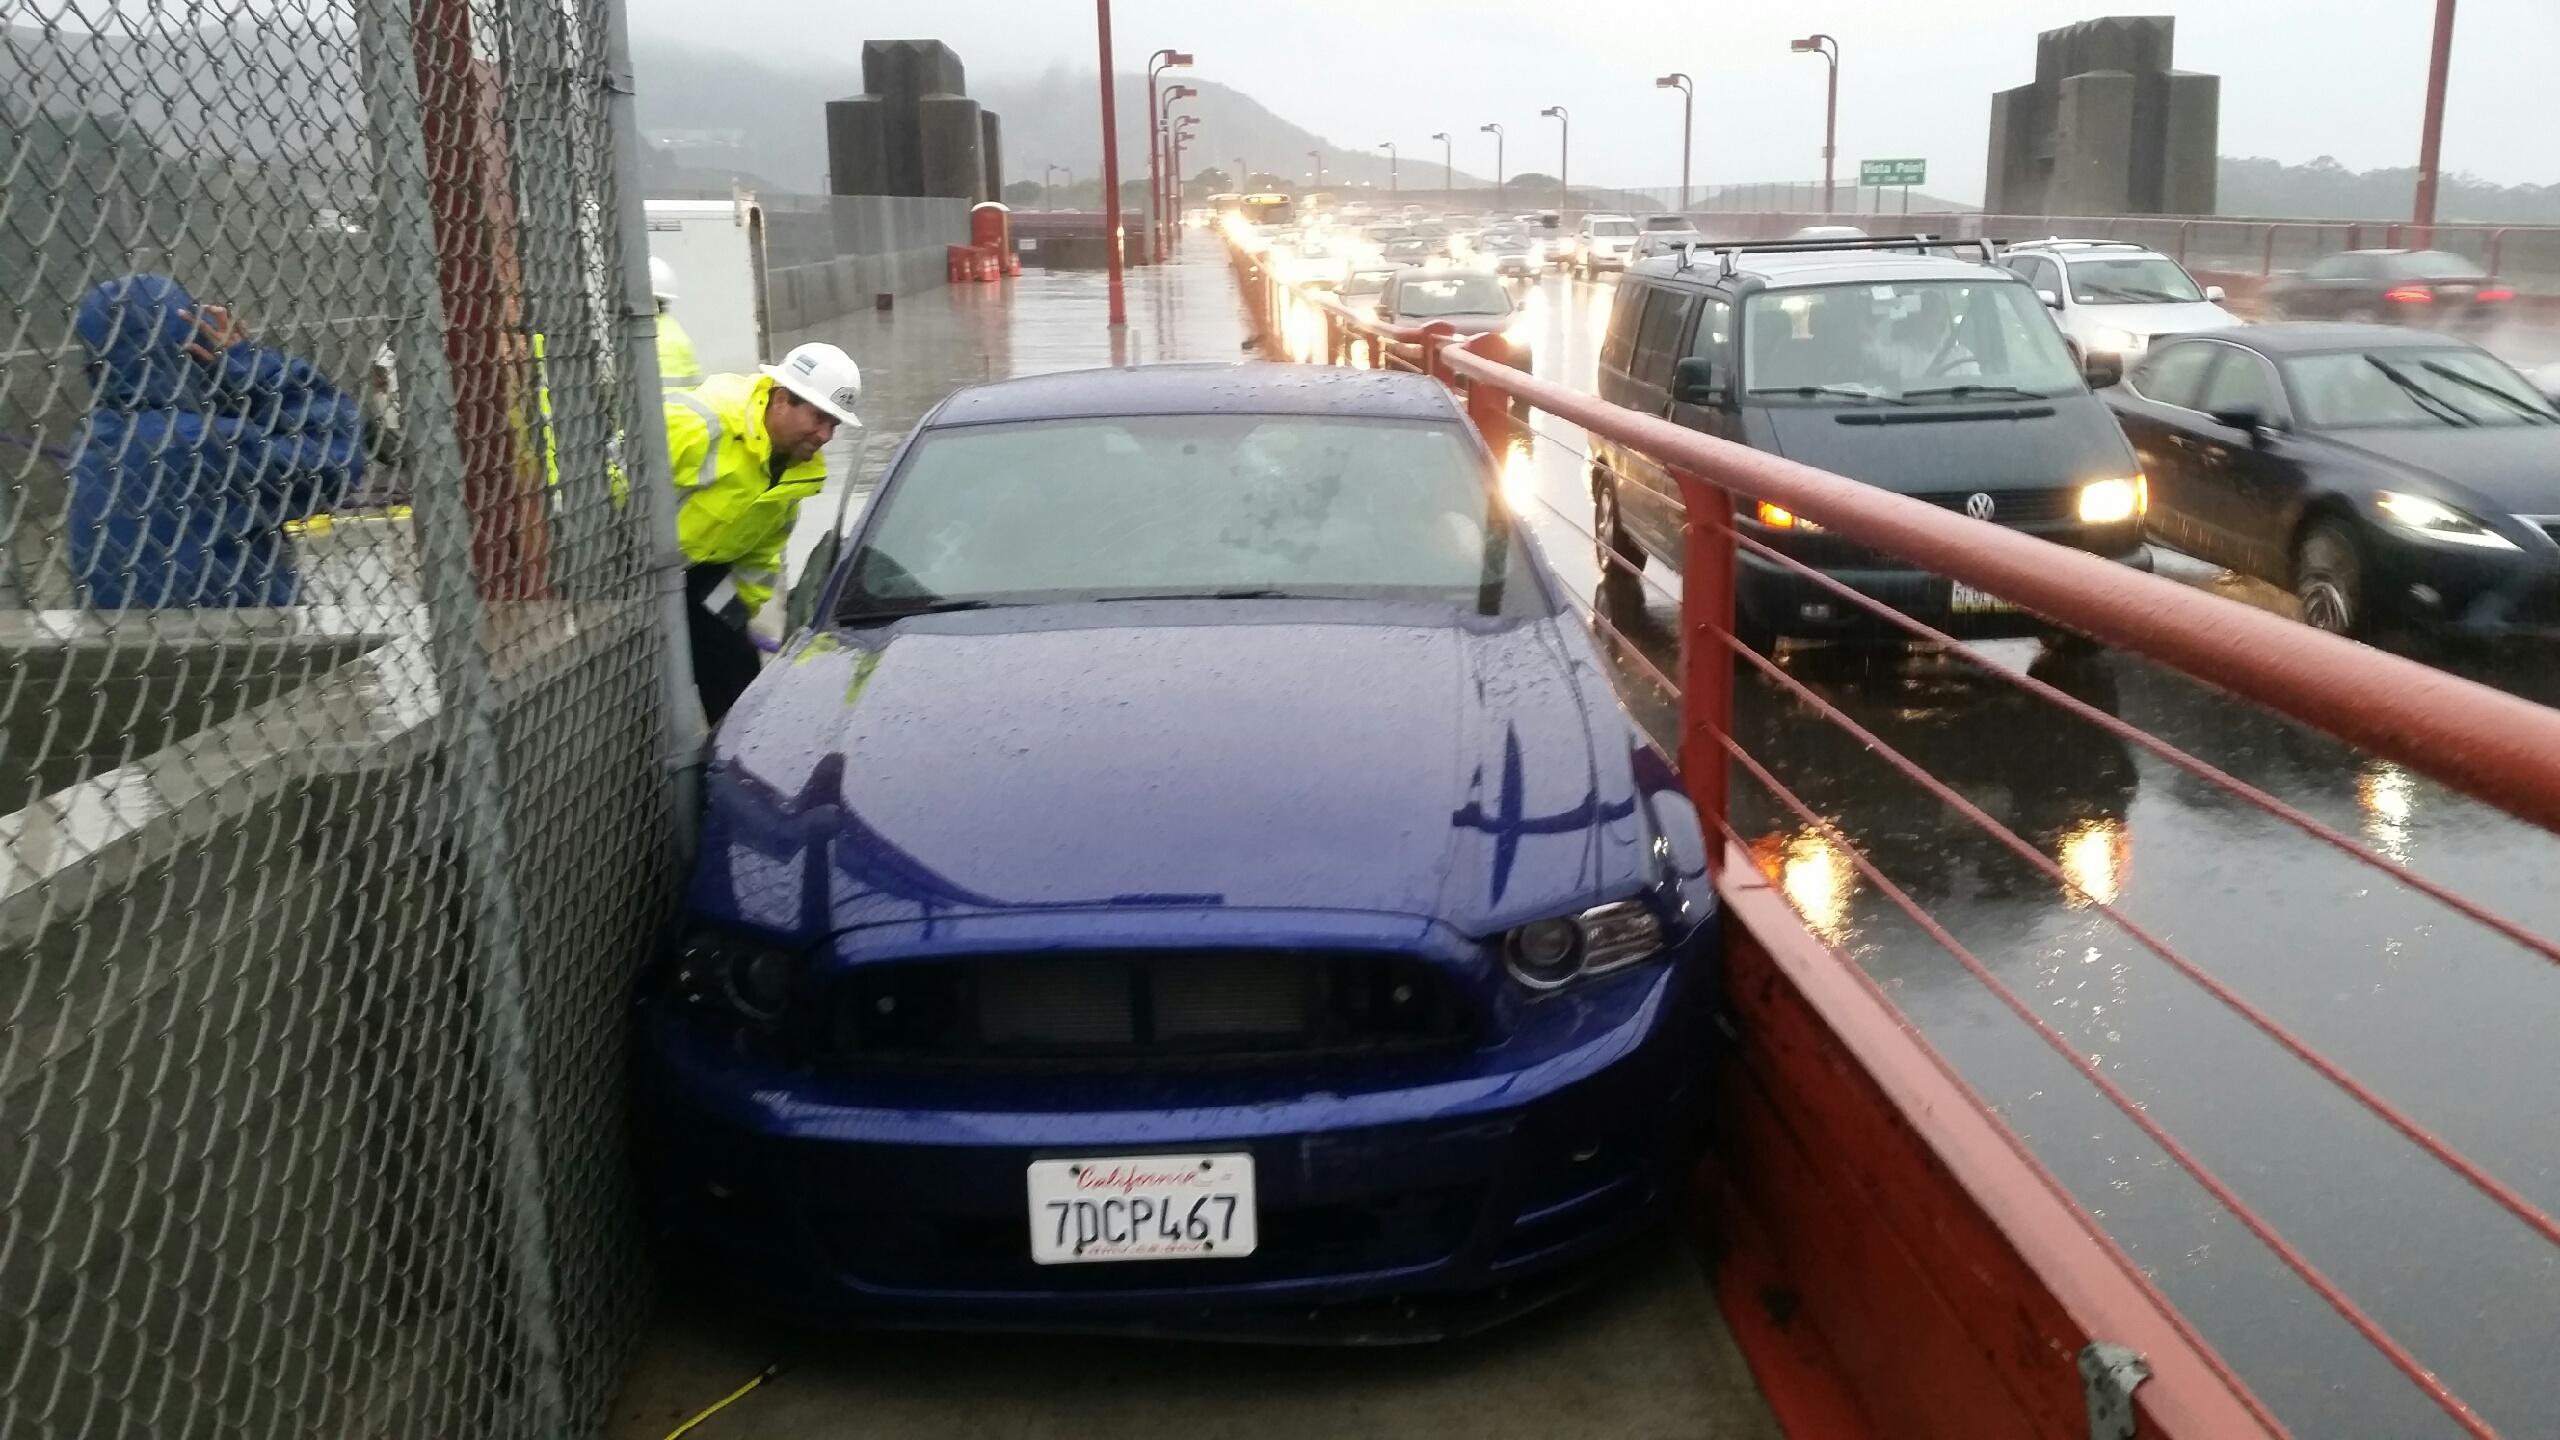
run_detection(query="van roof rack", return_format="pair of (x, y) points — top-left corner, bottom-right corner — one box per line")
(1704, 234), (1996, 276)
(2002, 237), (2151, 252)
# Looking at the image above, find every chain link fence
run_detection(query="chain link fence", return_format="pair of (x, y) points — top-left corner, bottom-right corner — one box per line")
(3, 0), (692, 1434)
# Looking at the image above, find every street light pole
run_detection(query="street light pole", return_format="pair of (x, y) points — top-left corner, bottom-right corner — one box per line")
(1166, 110), (1195, 237)
(1480, 122), (1504, 209)
(1790, 34), (1839, 216)
(1540, 105), (1568, 212)
(1378, 141), (1397, 197)
(1145, 49), (1191, 263)
(1157, 82), (1195, 254)
(1656, 73), (1693, 212)
(1308, 149), (1324, 189)
(1236, 156), (1250, 190)
(1095, 0), (1126, 328)
(2412, 0), (2458, 232)
(1430, 132), (1452, 199)
(1043, 163), (1066, 211)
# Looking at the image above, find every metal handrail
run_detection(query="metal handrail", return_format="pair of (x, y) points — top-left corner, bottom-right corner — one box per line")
(1236, 243), (2560, 1437)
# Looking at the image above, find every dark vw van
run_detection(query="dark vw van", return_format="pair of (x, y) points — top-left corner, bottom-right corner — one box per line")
(1589, 237), (2152, 649)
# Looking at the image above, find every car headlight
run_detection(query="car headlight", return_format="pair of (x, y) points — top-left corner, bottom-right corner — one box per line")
(2077, 476), (2146, 525)
(2087, 325), (2144, 355)
(673, 926), (801, 1023)
(1501, 899), (1666, 991)
(2375, 492), (2519, 550)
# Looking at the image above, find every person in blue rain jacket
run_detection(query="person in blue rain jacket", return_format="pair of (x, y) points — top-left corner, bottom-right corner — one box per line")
(68, 274), (365, 608)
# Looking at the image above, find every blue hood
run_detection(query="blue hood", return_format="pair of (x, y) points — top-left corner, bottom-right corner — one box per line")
(690, 603), (1660, 948)
(76, 273), (318, 411)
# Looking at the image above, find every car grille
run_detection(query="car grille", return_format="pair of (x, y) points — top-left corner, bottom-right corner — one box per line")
(820, 952), (1473, 1071)
(1918, 487), (2076, 526)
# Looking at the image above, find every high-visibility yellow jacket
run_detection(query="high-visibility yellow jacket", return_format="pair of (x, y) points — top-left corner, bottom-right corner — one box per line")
(662, 373), (825, 617)
(657, 313), (701, 389)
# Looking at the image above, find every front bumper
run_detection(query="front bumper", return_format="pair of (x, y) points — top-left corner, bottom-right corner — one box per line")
(1738, 530), (2154, 640)
(633, 940), (1715, 1341)
(2368, 528), (2560, 637)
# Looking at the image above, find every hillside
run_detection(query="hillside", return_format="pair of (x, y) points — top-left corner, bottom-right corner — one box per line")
(631, 44), (1479, 198)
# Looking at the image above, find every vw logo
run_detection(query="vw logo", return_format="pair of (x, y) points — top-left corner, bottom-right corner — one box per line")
(1964, 492), (1997, 521)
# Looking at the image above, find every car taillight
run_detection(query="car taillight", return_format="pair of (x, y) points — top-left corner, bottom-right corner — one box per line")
(2383, 286), (2435, 304)
(2479, 287), (2516, 302)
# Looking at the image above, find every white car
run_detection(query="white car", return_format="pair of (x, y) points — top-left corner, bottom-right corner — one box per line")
(1569, 213), (1640, 277)
(2002, 239), (2242, 359)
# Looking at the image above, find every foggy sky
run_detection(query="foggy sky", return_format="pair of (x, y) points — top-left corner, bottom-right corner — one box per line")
(627, 0), (2557, 201)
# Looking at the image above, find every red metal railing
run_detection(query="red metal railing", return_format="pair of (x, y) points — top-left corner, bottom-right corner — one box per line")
(1229, 240), (2560, 1438)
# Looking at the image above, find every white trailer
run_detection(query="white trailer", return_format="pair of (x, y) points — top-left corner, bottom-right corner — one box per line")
(643, 195), (770, 378)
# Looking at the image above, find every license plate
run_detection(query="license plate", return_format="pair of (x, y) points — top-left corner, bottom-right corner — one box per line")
(1027, 1153), (1257, 1264)
(1950, 582), (2016, 614)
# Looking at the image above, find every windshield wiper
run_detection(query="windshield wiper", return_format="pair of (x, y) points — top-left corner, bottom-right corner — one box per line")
(1764, 384), (1911, 406)
(1901, 383), (2053, 402)
(2418, 360), (2558, 424)
(1089, 587), (1298, 603)
(837, 596), (1004, 621)
(2366, 356), (2477, 427)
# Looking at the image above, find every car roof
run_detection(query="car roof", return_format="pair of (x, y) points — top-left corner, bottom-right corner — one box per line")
(1627, 248), (2011, 288)
(928, 363), (1457, 426)
(2157, 322), (2485, 357)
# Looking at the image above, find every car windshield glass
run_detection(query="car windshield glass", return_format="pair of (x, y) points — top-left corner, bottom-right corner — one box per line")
(1363, 225), (1408, 243)
(2389, 251), (2488, 280)
(1593, 219), (1638, 236)
(1395, 275), (1513, 318)
(2286, 349), (2560, 429)
(2067, 256), (2204, 304)
(1741, 279), (2081, 402)
(1643, 216), (1690, 231)
(840, 415), (1541, 617)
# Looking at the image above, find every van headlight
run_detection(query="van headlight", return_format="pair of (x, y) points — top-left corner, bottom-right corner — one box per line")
(2078, 476), (2146, 525)
(1502, 900), (1666, 991)
(2088, 325), (2143, 355)
(2376, 492), (2518, 550)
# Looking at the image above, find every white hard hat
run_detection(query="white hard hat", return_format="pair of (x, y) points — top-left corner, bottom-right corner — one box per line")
(762, 342), (863, 427)
(648, 255), (677, 301)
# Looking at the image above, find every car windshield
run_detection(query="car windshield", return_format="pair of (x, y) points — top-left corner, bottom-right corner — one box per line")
(2067, 256), (2204, 304)
(1483, 233), (1528, 251)
(1394, 275), (1513, 318)
(2388, 251), (2488, 280)
(2285, 349), (2560, 429)
(1741, 279), (2083, 402)
(1363, 225), (1408, 243)
(839, 415), (1541, 616)
(1642, 215), (1691, 232)
(1593, 219), (1637, 236)
(1342, 270), (1392, 295)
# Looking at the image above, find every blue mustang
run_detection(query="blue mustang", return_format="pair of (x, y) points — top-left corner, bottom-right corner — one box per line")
(633, 364), (1718, 1339)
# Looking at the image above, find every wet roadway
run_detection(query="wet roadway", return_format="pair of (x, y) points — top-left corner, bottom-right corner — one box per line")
(617, 246), (2558, 1439)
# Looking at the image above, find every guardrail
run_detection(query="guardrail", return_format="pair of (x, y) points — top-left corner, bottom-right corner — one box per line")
(1228, 238), (2560, 1439)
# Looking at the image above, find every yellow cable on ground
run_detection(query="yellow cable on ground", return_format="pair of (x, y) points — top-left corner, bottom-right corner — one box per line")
(661, 1363), (785, 1440)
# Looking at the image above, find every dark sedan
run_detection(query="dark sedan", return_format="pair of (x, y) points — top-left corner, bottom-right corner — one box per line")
(2262, 249), (2515, 333)
(634, 363), (1716, 1339)
(2106, 325), (2560, 638)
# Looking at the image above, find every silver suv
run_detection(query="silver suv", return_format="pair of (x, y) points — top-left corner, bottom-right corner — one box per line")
(1570, 213), (1640, 277)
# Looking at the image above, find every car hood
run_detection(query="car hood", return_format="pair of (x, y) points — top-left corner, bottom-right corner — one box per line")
(1753, 395), (2136, 492)
(2081, 301), (2241, 337)
(1395, 314), (1510, 336)
(691, 604), (1652, 945)
(2314, 427), (2560, 513)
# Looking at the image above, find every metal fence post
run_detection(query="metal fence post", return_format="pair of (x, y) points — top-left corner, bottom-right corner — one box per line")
(1678, 472), (1736, 854)
(601, 0), (709, 831)
(362, 0), (568, 1429)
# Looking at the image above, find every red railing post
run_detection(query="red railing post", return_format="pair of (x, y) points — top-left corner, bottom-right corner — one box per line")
(2260, 224), (2280, 276)
(1677, 471), (1736, 852)
(1460, 334), (1511, 449)
(2487, 227), (2508, 276)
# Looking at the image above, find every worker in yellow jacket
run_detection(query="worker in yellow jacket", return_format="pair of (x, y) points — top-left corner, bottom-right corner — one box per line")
(662, 341), (862, 720)
(649, 257), (701, 388)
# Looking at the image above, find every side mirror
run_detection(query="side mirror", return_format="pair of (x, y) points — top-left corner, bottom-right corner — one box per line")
(2204, 284), (2227, 303)
(1672, 356), (1727, 406)
(2081, 350), (2125, 390)
(2209, 404), (2273, 442)
(2037, 288), (2063, 309)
